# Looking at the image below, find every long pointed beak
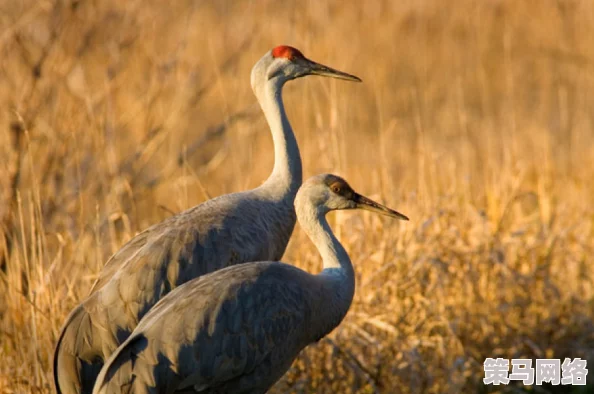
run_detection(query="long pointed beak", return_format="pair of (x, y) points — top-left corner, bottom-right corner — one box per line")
(353, 193), (409, 221)
(304, 58), (362, 82)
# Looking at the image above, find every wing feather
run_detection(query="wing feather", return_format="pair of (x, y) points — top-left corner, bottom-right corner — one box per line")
(94, 262), (315, 393)
(61, 192), (297, 394)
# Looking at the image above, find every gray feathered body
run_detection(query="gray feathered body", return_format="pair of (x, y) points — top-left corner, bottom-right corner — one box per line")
(92, 262), (350, 394)
(54, 188), (297, 394)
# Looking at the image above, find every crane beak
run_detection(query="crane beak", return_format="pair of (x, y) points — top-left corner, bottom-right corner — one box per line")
(304, 58), (362, 82)
(353, 193), (409, 221)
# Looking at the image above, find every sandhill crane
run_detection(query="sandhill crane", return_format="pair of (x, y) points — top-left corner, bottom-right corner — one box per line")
(53, 47), (361, 394)
(91, 174), (408, 394)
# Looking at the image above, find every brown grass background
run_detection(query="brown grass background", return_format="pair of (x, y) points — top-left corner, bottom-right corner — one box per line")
(1, 0), (594, 392)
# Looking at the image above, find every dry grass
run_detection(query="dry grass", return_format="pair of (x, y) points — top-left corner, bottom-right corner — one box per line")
(1, 0), (594, 392)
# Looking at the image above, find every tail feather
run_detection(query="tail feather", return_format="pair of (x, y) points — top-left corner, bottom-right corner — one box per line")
(93, 335), (148, 394)
(53, 305), (104, 394)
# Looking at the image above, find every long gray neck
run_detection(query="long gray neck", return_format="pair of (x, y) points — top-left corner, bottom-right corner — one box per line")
(298, 202), (355, 339)
(253, 80), (302, 201)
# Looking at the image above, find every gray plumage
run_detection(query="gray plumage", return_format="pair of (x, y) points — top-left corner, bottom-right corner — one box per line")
(53, 46), (361, 394)
(92, 174), (408, 394)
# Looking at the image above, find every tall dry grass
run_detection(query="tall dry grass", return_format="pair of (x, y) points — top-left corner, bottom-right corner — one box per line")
(1, 0), (594, 392)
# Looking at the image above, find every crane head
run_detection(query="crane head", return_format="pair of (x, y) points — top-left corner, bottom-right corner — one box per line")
(253, 45), (361, 88)
(297, 174), (409, 221)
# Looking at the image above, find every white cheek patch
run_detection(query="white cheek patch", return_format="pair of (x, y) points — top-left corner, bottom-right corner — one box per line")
(266, 60), (289, 80)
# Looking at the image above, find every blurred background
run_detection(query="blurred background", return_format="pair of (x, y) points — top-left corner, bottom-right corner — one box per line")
(1, 0), (594, 392)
